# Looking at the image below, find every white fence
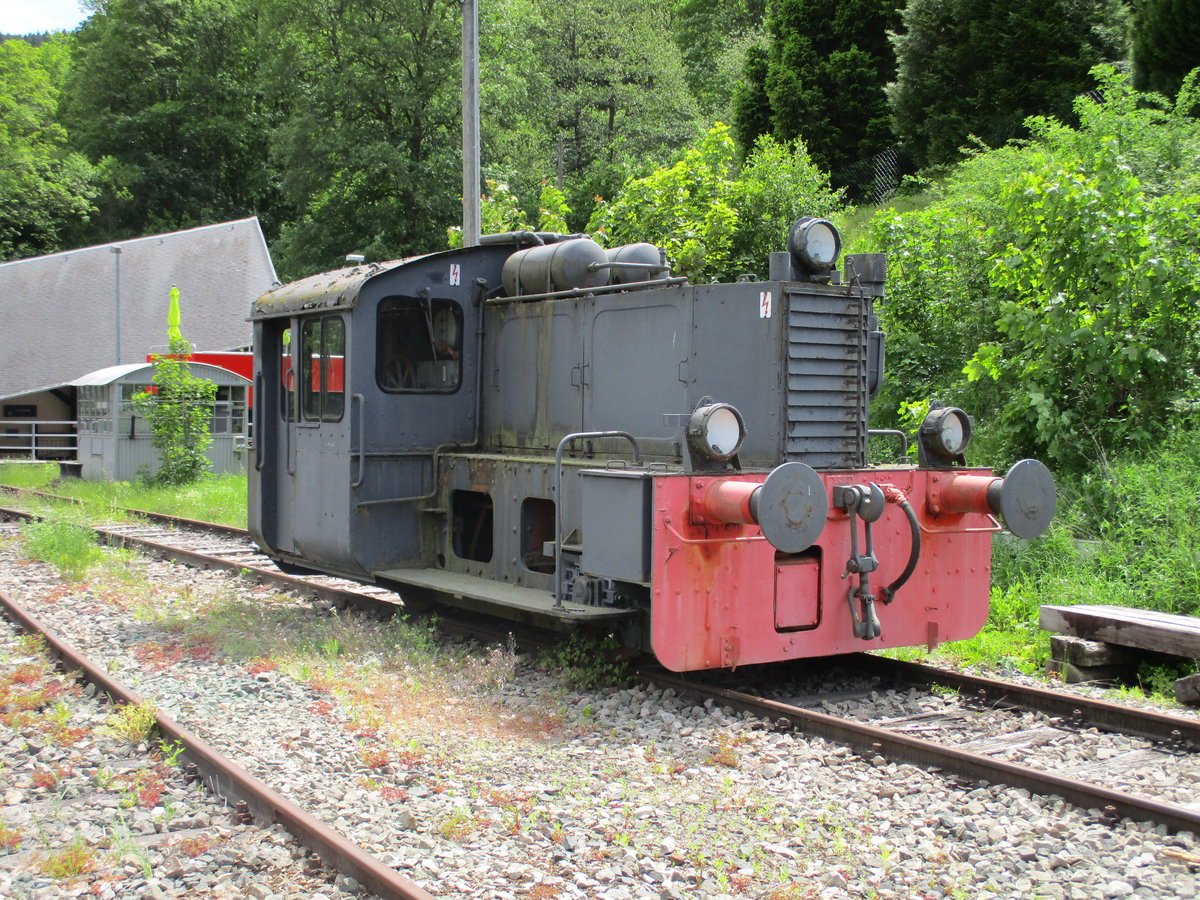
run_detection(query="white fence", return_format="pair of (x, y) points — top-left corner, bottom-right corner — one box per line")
(0, 421), (79, 460)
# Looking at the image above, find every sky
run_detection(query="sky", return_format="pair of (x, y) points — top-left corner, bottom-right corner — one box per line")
(0, 0), (89, 34)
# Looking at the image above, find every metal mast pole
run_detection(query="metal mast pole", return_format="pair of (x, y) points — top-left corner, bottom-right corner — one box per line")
(461, 0), (481, 247)
(111, 246), (122, 365)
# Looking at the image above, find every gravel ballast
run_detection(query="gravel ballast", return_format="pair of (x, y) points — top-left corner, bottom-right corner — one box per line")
(1, 526), (1197, 899)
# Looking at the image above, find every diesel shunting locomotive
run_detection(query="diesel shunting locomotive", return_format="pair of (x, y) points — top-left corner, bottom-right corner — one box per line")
(248, 218), (1055, 671)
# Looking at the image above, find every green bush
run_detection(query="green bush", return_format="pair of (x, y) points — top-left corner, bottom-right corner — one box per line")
(866, 66), (1200, 471)
(537, 633), (632, 691)
(590, 123), (843, 282)
(20, 517), (103, 581)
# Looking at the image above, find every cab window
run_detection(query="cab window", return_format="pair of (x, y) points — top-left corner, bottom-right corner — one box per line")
(280, 326), (295, 421)
(377, 297), (462, 393)
(300, 316), (345, 421)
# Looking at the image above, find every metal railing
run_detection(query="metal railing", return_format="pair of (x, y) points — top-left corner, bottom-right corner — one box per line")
(0, 421), (79, 460)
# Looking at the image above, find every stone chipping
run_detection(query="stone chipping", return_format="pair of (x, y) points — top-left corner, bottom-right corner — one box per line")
(0, 525), (1197, 900)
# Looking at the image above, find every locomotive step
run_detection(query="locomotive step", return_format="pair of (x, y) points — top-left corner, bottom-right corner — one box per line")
(375, 567), (638, 624)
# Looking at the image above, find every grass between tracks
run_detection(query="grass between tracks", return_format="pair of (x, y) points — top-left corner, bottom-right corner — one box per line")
(0, 630), (205, 878)
(0, 463), (246, 528)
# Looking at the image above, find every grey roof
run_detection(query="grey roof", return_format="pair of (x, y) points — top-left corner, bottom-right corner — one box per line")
(251, 257), (415, 320)
(68, 364), (149, 386)
(0, 218), (277, 398)
(253, 262), (380, 319)
(70, 362), (251, 387)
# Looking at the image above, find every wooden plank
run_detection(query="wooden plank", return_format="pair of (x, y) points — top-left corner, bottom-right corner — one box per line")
(872, 710), (976, 731)
(959, 726), (1066, 755)
(1064, 748), (1167, 779)
(1039, 604), (1200, 659)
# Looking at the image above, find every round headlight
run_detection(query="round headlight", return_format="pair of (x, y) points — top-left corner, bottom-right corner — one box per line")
(788, 216), (842, 276)
(687, 403), (746, 462)
(918, 406), (972, 465)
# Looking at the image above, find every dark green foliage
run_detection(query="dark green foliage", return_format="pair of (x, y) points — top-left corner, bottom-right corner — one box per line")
(261, 0), (462, 278)
(730, 45), (772, 153)
(671, 0), (766, 120)
(1, 33), (61, 48)
(888, 0), (1126, 169)
(522, 0), (702, 228)
(471, 1), (704, 233)
(732, 0), (898, 182)
(0, 38), (100, 260)
(59, 0), (275, 242)
(133, 336), (218, 485)
(1131, 0), (1200, 98)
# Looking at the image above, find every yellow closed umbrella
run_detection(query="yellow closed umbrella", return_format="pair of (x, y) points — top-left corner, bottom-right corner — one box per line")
(167, 286), (183, 346)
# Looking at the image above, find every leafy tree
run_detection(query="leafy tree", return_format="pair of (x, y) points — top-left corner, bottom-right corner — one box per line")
(261, 0), (462, 277)
(730, 0), (898, 184)
(480, 0), (702, 231)
(446, 179), (571, 247)
(727, 134), (846, 277)
(478, 0), (555, 214)
(671, 0), (766, 120)
(1131, 0), (1200, 98)
(1, 33), (61, 48)
(888, 0), (1126, 170)
(0, 38), (100, 260)
(590, 123), (843, 281)
(60, 0), (274, 243)
(133, 289), (218, 485)
(730, 45), (772, 155)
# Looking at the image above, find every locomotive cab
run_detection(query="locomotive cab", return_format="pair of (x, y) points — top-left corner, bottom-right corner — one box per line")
(249, 220), (1055, 671)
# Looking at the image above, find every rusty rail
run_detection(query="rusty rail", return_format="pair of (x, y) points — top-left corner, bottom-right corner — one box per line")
(855, 654), (1200, 747)
(0, 588), (436, 900)
(643, 669), (1200, 835)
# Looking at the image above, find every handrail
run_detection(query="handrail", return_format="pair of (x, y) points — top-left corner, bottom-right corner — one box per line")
(486, 276), (688, 306)
(284, 369), (296, 475)
(254, 373), (265, 471)
(350, 393), (365, 488)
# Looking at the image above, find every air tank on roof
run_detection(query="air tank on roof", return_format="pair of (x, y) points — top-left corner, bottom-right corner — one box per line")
(606, 242), (668, 284)
(502, 238), (609, 296)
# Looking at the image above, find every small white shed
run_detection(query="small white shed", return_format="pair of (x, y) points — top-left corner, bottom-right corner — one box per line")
(73, 362), (250, 481)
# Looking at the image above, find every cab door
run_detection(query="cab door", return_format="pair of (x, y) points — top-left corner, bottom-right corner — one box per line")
(290, 313), (357, 572)
(249, 318), (296, 556)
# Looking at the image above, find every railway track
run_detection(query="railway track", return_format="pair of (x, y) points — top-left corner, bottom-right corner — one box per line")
(0, 491), (409, 616)
(645, 659), (1200, 836)
(4, 486), (1200, 843)
(0, 586), (435, 900)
